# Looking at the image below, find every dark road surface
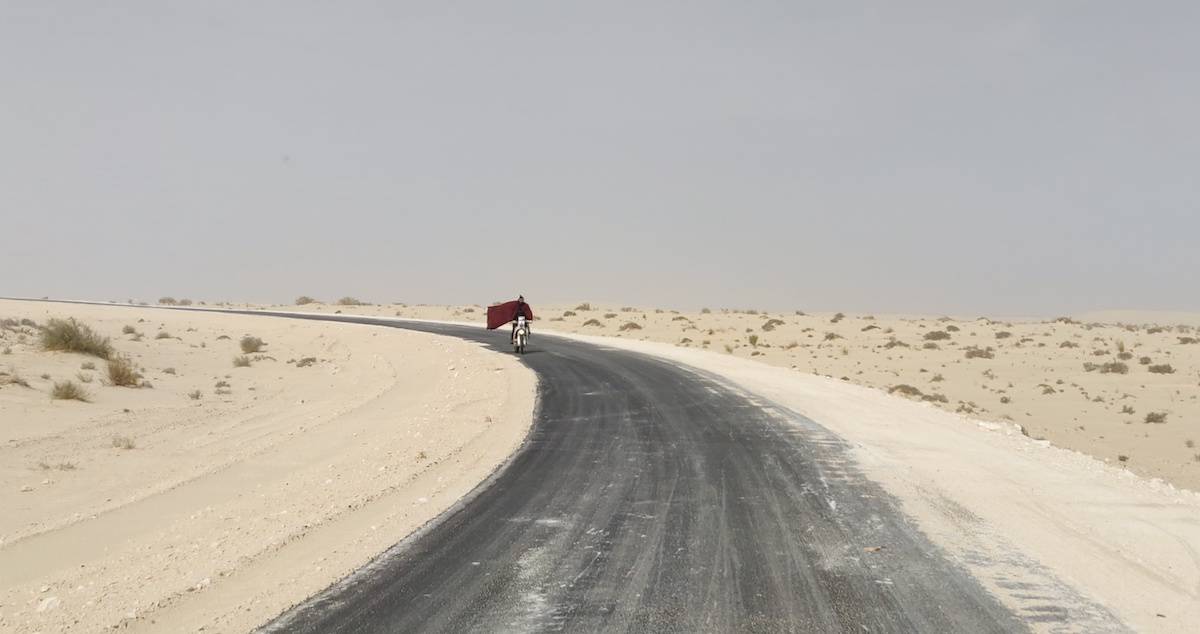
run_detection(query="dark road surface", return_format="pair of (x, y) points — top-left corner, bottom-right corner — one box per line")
(256, 315), (1023, 634)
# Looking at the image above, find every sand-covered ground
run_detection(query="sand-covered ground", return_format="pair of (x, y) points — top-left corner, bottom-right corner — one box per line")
(243, 298), (1200, 630)
(272, 301), (1199, 492)
(0, 300), (535, 633)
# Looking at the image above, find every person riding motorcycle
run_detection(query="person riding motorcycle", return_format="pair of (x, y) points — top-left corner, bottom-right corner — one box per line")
(511, 295), (531, 343)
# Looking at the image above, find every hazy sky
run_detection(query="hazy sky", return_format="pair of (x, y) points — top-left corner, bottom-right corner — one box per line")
(2, 2), (1197, 315)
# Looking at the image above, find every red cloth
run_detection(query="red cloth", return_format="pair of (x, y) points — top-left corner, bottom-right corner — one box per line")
(486, 301), (534, 330)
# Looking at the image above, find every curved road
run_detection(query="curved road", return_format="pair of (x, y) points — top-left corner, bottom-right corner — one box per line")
(254, 315), (1023, 633)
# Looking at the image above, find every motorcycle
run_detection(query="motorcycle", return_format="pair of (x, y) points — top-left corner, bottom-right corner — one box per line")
(513, 316), (529, 354)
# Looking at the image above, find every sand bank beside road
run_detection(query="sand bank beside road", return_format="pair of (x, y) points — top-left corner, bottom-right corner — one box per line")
(0, 300), (535, 633)
(556, 332), (1200, 633)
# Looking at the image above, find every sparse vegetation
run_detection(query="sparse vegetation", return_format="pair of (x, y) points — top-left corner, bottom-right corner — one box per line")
(233, 355), (252, 368)
(964, 346), (995, 359)
(296, 357), (317, 367)
(155, 331), (172, 340)
(619, 322), (643, 331)
(80, 361), (96, 370)
(40, 318), (112, 358)
(995, 331), (1012, 339)
(1148, 364), (1175, 374)
(1144, 412), (1168, 424)
(106, 354), (142, 387)
(295, 296), (318, 305)
(337, 297), (366, 306)
(830, 312), (845, 323)
(575, 303), (592, 311)
(888, 384), (923, 397)
(188, 389), (202, 400)
(1098, 362), (1129, 375)
(0, 370), (31, 388)
(50, 380), (89, 402)
(240, 336), (265, 353)
(158, 297), (178, 305)
(748, 334), (760, 347)
(111, 435), (135, 450)
(924, 331), (951, 341)
(762, 319), (785, 332)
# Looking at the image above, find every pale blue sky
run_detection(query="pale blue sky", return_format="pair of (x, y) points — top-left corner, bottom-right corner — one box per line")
(2, 2), (1196, 315)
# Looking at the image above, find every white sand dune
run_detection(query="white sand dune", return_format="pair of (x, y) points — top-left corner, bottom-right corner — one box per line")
(0, 300), (535, 633)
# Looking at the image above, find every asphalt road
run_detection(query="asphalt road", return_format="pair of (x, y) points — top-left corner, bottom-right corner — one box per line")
(255, 315), (1024, 634)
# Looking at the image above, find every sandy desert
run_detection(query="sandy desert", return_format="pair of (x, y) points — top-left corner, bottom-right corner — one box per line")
(2, 296), (1198, 631)
(279, 299), (1200, 492)
(0, 299), (535, 633)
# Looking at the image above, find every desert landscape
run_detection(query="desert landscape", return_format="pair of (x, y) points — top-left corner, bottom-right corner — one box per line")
(0, 299), (535, 633)
(271, 299), (1200, 492)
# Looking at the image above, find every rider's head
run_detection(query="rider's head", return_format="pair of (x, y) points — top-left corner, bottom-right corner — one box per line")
(518, 295), (525, 302)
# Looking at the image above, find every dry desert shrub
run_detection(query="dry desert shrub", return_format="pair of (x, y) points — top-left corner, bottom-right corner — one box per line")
(1139, 356), (1152, 365)
(562, 311), (577, 317)
(40, 318), (112, 358)
(0, 370), (31, 388)
(747, 334), (759, 347)
(995, 331), (1012, 339)
(830, 312), (845, 323)
(762, 319), (785, 331)
(296, 357), (318, 367)
(1099, 362), (1129, 374)
(233, 355), (252, 368)
(50, 380), (89, 402)
(922, 342), (940, 350)
(1145, 412), (1168, 424)
(1121, 405), (1135, 414)
(80, 361), (96, 370)
(964, 346), (994, 359)
(158, 297), (178, 305)
(240, 336), (265, 353)
(619, 322), (643, 331)
(604, 313), (617, 319)
(112, 435), (135, 449)
(700, 308), (712, 314)
(924, 330), (950, 341)
(575, 303), (592, 311)
(582, 318), (603, 327)
(106, 355), (142, 387)
(1059, 340), (1079, 348)
(337, 297), (366, 306)
(1178, 337), (1199, 345)
(1148, 364), (1175, 374)
(188, 389), (202, 400)
(295, 296), (318, 305)
(155, 331), (172, 340)
(888, 384), (923, 397)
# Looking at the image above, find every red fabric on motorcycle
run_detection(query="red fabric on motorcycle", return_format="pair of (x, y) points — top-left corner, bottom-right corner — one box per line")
(486, 301), (534, 330)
